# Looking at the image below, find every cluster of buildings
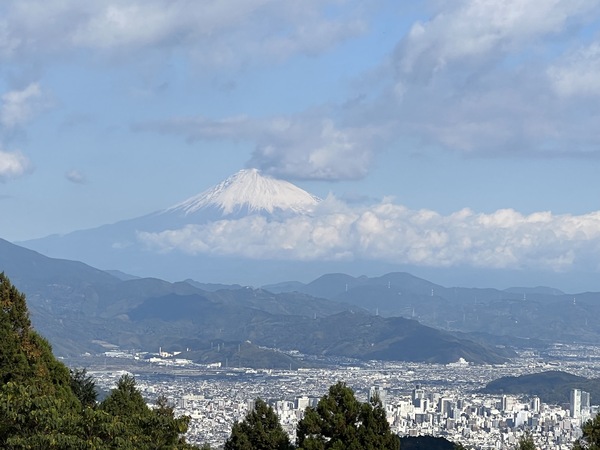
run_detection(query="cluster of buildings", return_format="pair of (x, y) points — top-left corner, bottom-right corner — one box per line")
(380, 385), (592, 449)
(79, 343), (600, 449)
(171, 384), (592, 449)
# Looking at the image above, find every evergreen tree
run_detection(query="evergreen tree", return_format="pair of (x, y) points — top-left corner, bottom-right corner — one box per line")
(98, 374), (194, 449)
(224, 398), (293, 450)
(574, 413), (600, 450)
(0, 273), (83, 448)
(516, 433), (535, 450)
(296, 382), (399, 450)
(0, 272), (73, 395)
(70, 368), (98, 408)
(0, 273), (197, 449)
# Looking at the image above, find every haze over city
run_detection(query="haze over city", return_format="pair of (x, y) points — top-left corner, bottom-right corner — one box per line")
(2, 1), (600, 291)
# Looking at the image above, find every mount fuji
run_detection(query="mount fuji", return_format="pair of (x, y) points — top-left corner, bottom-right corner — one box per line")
(21, 169), (386, 284)
(168, 168), (320, 217)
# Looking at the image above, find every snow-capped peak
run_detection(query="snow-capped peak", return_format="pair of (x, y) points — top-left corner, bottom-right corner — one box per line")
(168, 168), (320, 216)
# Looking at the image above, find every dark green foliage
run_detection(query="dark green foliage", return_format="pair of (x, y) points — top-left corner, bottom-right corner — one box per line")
(574, 413), (600, 450)
(481, 370), (600, 405)
(224, 398), (293, 450)
(0, 273), (83, 448)
(97, 374), (194, 449)
(70, 368), (98, 407)
(0, 273), (197, 449)
(296, 382), (399, 450)
(399, 435), (456, 450)
(0, 272), (72, 393)
(516, 433), (535, 450)
(453, 443), (470, 450)
(0, 381), (84, 449)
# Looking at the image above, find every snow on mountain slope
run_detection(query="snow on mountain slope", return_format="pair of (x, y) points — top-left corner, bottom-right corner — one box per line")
(167, 168), (320, 216)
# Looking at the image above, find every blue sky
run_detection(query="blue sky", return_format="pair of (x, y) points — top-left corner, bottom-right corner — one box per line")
(2, 1), (600, 289)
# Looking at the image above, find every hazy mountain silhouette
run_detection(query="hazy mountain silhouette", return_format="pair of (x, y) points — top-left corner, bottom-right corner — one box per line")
(0, 238), (511, 364)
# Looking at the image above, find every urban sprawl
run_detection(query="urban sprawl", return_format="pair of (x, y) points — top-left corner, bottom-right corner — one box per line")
(71, 343), (600, 450)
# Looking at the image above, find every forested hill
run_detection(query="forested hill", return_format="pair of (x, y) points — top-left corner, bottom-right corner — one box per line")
(0, 238), (510, 365)
(481, 371), (600, 405)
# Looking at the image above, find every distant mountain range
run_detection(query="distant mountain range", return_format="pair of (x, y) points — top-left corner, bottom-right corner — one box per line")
(0, 238), (512, 365)
(265, 273), (600, 344)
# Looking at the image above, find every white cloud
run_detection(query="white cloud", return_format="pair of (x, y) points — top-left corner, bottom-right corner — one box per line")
(0, 83), (44, 129)
(395, 0), (599, 78)
(137, 197), (600, 272)
(65, 169), (87, 184)
(133, 0), (600, 168)
(248, 118), (380, 180)
(0, 0), (367, 65)
(547, 42), (600, 97)
(0, 149), (31, 181)
(368, 0), (600, 157)
(136, 114), (383, 180)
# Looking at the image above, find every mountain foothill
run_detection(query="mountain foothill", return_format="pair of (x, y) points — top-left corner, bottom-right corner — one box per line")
(0, 235), (517, 366)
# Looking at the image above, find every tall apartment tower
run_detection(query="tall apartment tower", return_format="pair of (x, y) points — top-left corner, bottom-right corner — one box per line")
(501, 395), (513, 412)
(412, 385), (425, 406)
(438, 397), (453, 418)
(571, 389), (582, 418)
(370, 385), (387, 407)
(582, 391), (591, 411)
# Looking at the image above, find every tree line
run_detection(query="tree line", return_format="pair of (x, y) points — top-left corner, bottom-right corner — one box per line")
(0, 272), (194, 449)
(224, 381), (399, 450)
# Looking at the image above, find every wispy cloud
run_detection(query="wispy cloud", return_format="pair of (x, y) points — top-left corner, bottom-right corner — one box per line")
(0, 149), (31, 181)
(393, 0), (599, 79)
(377, 0), (600, 157)
(0, 1), (367, 66)
(0, 83), (45, 130)
(135, 114), (384, 181)
(0, 83), (45, 182)
(547, 42), (600, 98)
(65, 169), (87, 184)
(131, 0), (600, 181)
(137, 197), (600, 273)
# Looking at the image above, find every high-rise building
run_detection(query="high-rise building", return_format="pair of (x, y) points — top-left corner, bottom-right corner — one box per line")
(501, 395), (513, 412)
(571, 389), (582, 418)
(370, 385), (387, 407)
(412, 385), (425, 406)
(296, 396), (310, 411)
(438, 397), (453, 417)
(582, 391), (591, 411)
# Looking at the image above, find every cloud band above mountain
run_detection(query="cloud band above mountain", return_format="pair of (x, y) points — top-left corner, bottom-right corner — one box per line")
(137, 196), (600, 273)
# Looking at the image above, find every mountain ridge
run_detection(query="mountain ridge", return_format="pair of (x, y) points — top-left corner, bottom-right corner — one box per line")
(0, 238), (511, 364)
